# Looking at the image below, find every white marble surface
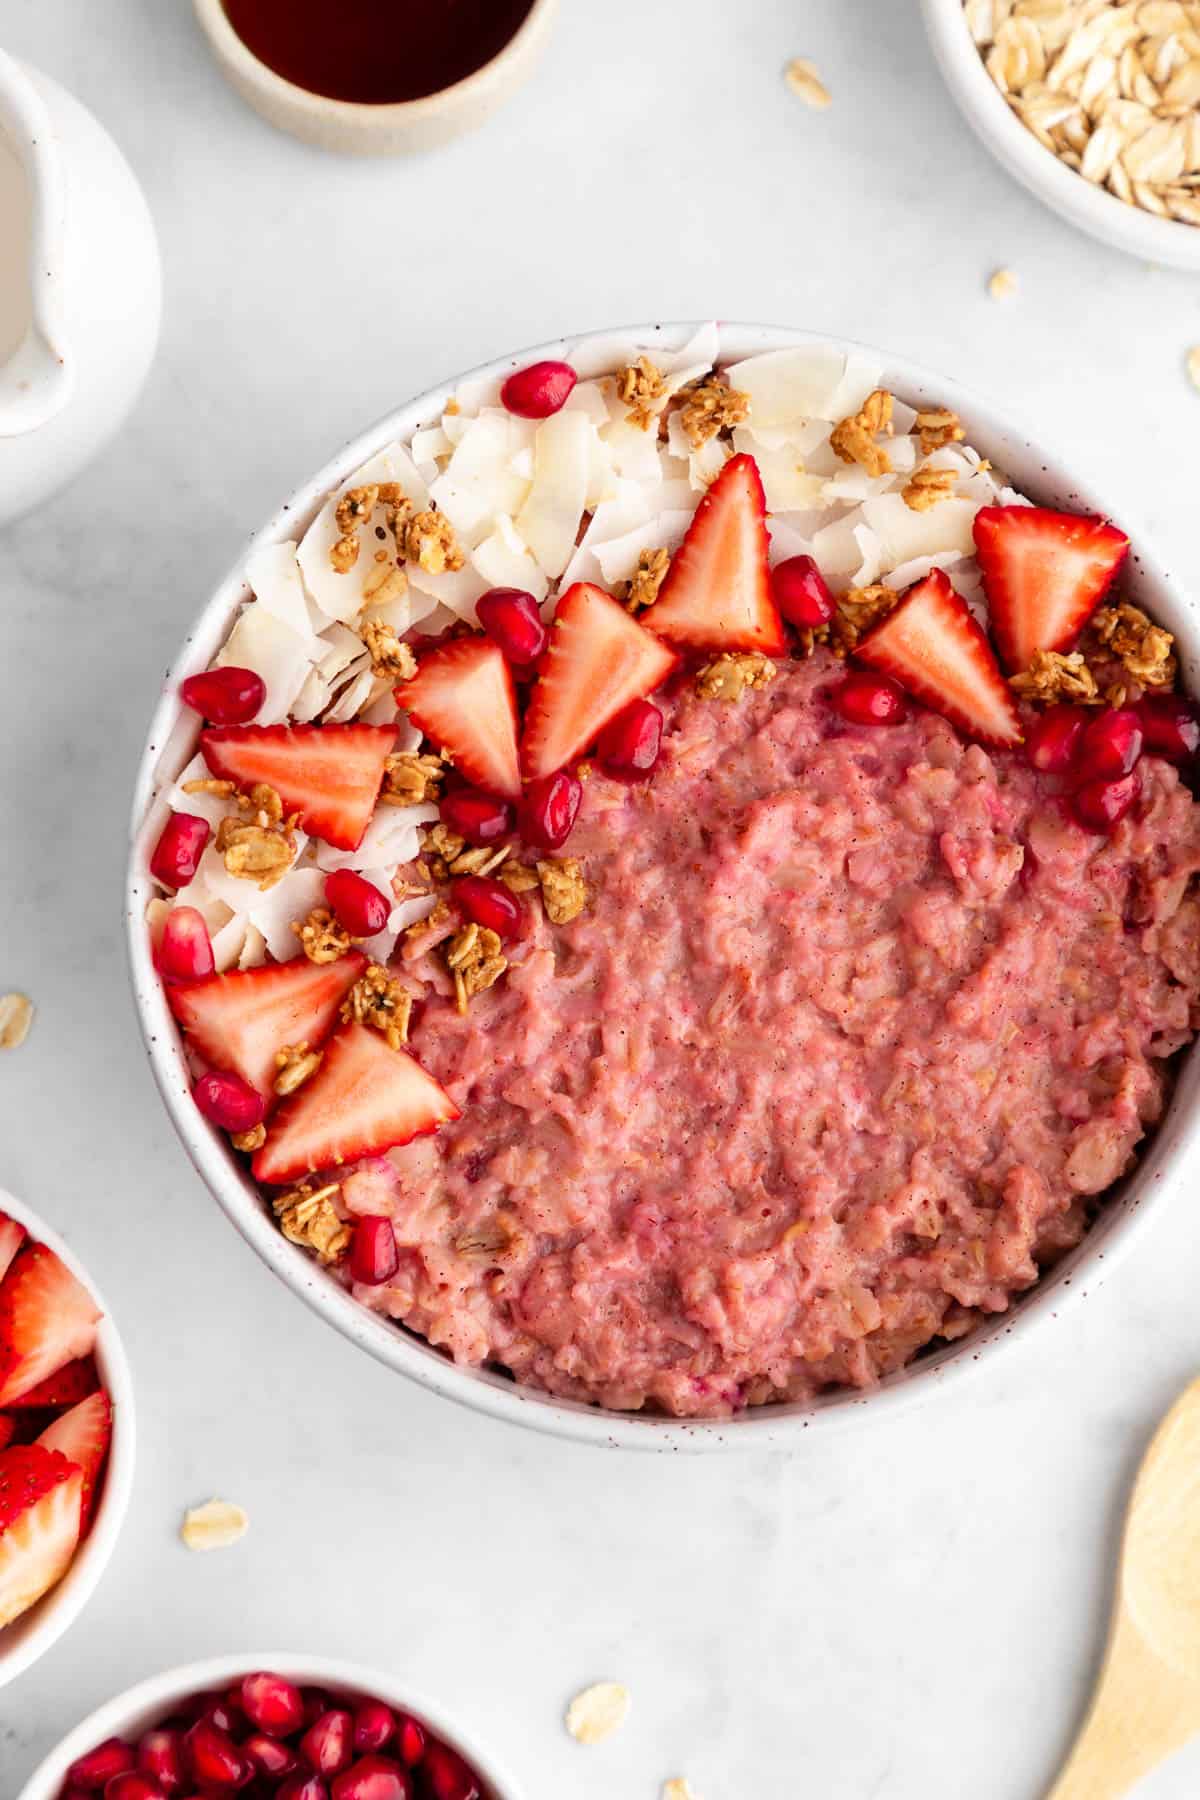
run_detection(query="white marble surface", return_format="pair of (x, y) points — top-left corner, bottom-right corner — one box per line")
(1, 0), (1200, 1794)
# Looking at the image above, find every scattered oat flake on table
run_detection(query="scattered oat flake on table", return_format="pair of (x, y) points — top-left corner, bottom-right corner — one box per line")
(663, 1782), (701, 1800)
(1187, 346), (1200, 390)
(988, 267), (1018, 300)
(784, 57), (831, 108)
(564, 1681), (630, 1745)
(181, 1498), (249, 1551)
(0, 993), (33, 1050)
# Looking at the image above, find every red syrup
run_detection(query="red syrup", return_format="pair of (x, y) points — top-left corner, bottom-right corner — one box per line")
(222, 0), (537, 104)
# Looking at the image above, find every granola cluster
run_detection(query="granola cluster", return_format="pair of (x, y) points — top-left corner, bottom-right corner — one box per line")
(1010, 606), (1177, 708)
(830, 389), (894, 477)
(273, 1042), (323, 1097)
(420, 822), (511, 882)
(901, 465), (959, 513)
(294, 907), (356, 964)
(537, 857), (589, 924)
(445, 922), (508, 1013)
(695, 652), (778, 702)
(382, 749), (446, 807)
(1010, 649), (1101, 704)
(360, 619), (417, 680)
(331, 481), (409, 574)
(625, 546), (672, 612)
(404, 508), (464, 575)
(679, 376), (749, 448)
(830, 585), (899, 655)
(272, 1181), (350, 1265)
(341, 962), (413, 1049)
(206, 783), (298, 892)
(1091, 601), (1177, 689)
(616, 356), (669, 429)
(914, 407), (966, 455)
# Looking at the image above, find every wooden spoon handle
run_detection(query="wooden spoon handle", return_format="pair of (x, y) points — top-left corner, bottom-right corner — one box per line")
(1046, 1616), (1200, 1800)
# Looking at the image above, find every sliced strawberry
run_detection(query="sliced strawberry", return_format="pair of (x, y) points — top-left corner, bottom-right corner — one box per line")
(0, 1444), (83, 1627)
(6, 1354), (99, 1410)
(643, 454), (785, 655)
(253, 1022), (459, 1186)
(0, 1417), (14, 1451)
(973, 505), (1129, 675)
(0, 1245), (102, 1408)
(520, 583), (678, 781)
(396, 637), (521, 800)
(856, 569), (1022, 748)
(200, 724), (396, 851)
(0, 1214), (24, 1287)
(168, 951), (366, 1102)
(38, 1390), (112, 1532)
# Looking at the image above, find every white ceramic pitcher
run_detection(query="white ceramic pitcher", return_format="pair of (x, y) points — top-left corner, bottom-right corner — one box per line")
(0, 52), (161, 524)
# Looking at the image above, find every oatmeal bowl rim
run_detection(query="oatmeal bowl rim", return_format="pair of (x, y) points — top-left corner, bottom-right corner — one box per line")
(921, 0), (1200, 272)
(126, 320), (1200, 1454)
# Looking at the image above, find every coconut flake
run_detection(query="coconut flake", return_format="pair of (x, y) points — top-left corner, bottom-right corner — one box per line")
(313, 801), (436, 874)
(689, 439), (730, 492)
(724, 346), (847, 426)
(210, 910), (250, 973)
(215, 603), (318, 726)
(431, 410), (534, 527)
(861, 493), (979, 568)
(602, 412), (667, 486)
(851, 524), (885, 587)
(561, 380), (611, 425)
(238, 923), (267, 970)
(516, 411), (594, 579)
(810, 511), (869, 579)
(245, 541), (314, 639)
(566, 333), (643, 380)
(826, 351), (886, 420)
(593, 511), (693, 588)
(322, 667), (376, 723)
(249, 865), (325, 962)
(472, 515), (548, 605)
(168, 754), (231, 831)
(407, 559), (491, 621)
(290, 669), (334, 724)
(883, 551), (966, 591)
(298, 445), (428, 624)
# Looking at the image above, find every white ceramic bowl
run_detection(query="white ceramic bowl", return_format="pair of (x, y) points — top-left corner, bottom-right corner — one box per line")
(126, 321), (1200, 1453)
(15, 1652), (523, 1799)
(0, 1188), (135, 1689)
(921, 0), (1200, 271)
(191, 0), (559, 155)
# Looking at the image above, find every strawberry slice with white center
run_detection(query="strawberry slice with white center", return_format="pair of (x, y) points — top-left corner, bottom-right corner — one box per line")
(0, 1245), (102, 1408)
(856, 568), (1022, 748)
(7, 1354), (99, 1410)
(973, 505), (1129, 675)
(200, 723), (397, 852)
(38, 1390), (112, 1532)
(520, 582), (678, 781)
(253, 1021), (459, 1186)
(643, 453), (785, 655)
(168, 951), (366, 1102)
(396, 637), (521, 800)
(0, 1214), (24, 1287)
(0, 1444), (83, 1627)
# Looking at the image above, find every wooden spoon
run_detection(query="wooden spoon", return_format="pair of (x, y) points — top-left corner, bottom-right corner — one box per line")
(1048, 1376), (1200, 1799)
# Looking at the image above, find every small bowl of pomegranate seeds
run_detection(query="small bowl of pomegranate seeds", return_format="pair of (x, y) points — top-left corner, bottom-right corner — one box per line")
(0, 1189), (134, 1689)
(130, 322), (1200, 1451)
(18, 1655), (517, 1800)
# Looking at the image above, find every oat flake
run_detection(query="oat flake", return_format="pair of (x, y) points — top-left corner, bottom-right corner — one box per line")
(663, 1782), (702, 1800)
(565, 1682), (630, 1745)
(181, 1499), (249, 1551)
(1187, 345), (1200, 388)
(784, 57), (832, 108)
(0, 993), (33, 1050)
(988, 266), (1019, 299)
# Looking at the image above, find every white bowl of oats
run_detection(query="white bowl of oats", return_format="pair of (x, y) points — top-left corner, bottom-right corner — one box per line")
(923, 0), (1200, 269)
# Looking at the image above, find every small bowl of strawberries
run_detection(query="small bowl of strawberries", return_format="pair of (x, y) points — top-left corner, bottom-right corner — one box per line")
(17, 1655), (519, 1800)
(0, 1188), (134, 1689)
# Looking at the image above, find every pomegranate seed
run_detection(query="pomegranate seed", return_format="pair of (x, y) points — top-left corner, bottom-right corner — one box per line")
(771, 555), (835, 629)
(420, 1744), (481, 1800)
(352, 1703), (396, 1756)
(1075, 707), (1143, 781)
(500, 359), (577, 419)
(439, 787), (513, 846)
(137, 1730), (187, 1793)
(832, 672), (907, 727)
(300, 1711), (354, 1778)
(331, 1758), (412, 1800)
(150, 813), (211, 889)
(1025, 704), (1087, 775)
(453, 874), (522, 939)
(350, 1215), (399, 1286)
(104, 1778), (164, 1800)
(244, 1733), (299, 1780)
(68, 1741), (137, 1790)
(1138, 693), (1200, 763)
(241, 1671), (306, 1738)
(185, 1718), (244, 1789)
(394, 1718), (425, 1767)
(595, 698), (663, 780)
(1073, 771), (1140, 833)
(279, 1779), (330, 1800)
(325, 870), (391, 938)
(303, 1690), (334, 1727)
(193, 1069), (267, 1135)
(205, 1700), (241, 1735)
(476, 588), (548, 668)
(180, 666), (266, 726)
(518, 770), (582, 851)
(155, 906), (215, 984)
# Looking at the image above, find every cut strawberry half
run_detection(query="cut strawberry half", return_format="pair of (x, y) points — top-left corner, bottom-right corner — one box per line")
(643, 454), (785, 655)
(0, 1213), (24, 1287)
(0, 1444), (83, 1627)
(200, 724), (397, 852)
(973, 505), (1129, 675)
(38, 1389), (112, 1532)
(168, 951), (366, 1102)
(396, 637), (521, 800)
(6, 1354), (99, 1410)
(0, 1418), (13, 1451)
(856, 568), (1022, 748)
(0, 1245), (102, 1408)
(253, 1022), (458, 1186)
(520, 582), (678, 781)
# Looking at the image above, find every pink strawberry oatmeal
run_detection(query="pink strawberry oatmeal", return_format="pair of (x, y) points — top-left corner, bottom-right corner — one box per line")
(145, 327), (1200, 1418)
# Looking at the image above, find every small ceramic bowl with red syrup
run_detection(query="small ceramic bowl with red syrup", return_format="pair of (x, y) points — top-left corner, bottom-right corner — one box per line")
(16, 1655), (521, 1800)
(191, 0), (560, 155)
(0, 1188), (135, 1690)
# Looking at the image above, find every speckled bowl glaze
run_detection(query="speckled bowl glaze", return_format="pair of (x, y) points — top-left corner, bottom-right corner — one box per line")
(0, 1188), (135, 1689)
(15, 1653), (523, 1799)
(126, 322), (1200, 1453)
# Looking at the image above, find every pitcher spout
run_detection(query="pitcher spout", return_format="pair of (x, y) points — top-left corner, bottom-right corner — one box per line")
(0, 49), (74, 439)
